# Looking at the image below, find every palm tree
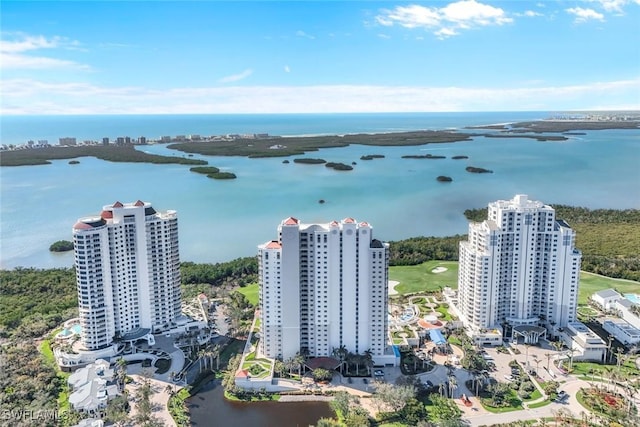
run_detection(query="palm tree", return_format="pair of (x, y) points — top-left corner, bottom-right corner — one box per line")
(623, 382), (637, 416)
(472, 371), (483, 396)
(168, 371), (178, 392)
(165, 383), (176, 399)
(545, 352), (552, 370)
(211, 344), (221, 370)
(197, 348), (206, 373)
(294, 352), (305, 376)
(565, 347), (578, 371)
(353, 353), (364, 376)
(274, 360), (286, 378)
(115, 357), (127, 392)
(551, 340), (565, 369)
(332, 345), (348, 374)
(606, 335), (614, 363)
(447, 375), (457, 399)
(614, 347), (625, 369)
(284, 357), (296, 377)
(363, 349), (373, 376)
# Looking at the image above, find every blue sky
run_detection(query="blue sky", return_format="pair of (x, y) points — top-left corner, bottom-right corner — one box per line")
(1, 1), (639, 114)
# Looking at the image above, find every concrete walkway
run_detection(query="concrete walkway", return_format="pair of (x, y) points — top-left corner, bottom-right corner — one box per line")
(125, 374), (181, 427)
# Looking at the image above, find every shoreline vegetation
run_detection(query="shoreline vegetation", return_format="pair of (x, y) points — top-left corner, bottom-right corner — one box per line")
(0, 144), (207, 167)
(1, 120), (638, 167)
(168, 130), (475, 158)
(190, 166), (237, 180)
(466, 120), (640, 133)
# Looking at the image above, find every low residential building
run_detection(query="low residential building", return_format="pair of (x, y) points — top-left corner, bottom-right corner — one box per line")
(72, 419), (104, 427)
(603, 318), (640, 345)
(561, 321), (606, 362)
(60, 137), (77, 145)
(613, 298), (640, 330)
(68, 359), (120, 414)
(591, 288), (622, 310)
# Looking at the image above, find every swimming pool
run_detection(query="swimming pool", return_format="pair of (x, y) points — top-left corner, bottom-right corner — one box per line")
(624, 294), (640, 304)
(57, 323), (82, 339)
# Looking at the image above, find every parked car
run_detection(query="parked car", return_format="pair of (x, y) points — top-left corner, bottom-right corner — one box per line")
(425, 380), (434, 388)
(374, 370), (384, 376)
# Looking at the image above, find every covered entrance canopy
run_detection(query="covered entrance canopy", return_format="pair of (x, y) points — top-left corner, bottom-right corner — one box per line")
(513, 325), (546, 344)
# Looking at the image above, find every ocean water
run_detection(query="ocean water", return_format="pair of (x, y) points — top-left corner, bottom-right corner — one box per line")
(0, 112), (543, 145)
(1, 112), (639, 269)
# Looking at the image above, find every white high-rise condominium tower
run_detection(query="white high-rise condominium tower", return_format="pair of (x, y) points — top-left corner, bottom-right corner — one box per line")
(458, 195), (581, 341)
(258, 217), (390, 363)
(72, 200), (181, 351)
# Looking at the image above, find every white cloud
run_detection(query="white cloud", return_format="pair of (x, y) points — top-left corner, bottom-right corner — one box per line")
(378, 33), (391, 39)
(440, 0), (512, 26)
(435, 27), (459, 39)
(295, 30), (315, 39)
(284, 65), (290, 73)
(2, 78), (638, 115)
(375, 1), (512, 39)
(566, 7), (605, 23)
(589, 0), (628, 13)
(376, 4), (441, 28)
(0, 53), (89, 70)
(522, 10), (543, 17)
(0, 34), (78, 53)
(0, 33), (89, 70)
(218, 69), (253, 83)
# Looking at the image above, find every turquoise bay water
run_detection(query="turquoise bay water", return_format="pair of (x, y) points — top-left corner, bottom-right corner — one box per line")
(1, 113), (639, 269)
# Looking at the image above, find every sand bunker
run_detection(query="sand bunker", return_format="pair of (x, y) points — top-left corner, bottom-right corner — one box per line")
(388, 280), (400, 295)
(432, 267), (448, 273)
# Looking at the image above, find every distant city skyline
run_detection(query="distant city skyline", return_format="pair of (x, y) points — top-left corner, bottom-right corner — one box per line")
(1, 1), (639, 114)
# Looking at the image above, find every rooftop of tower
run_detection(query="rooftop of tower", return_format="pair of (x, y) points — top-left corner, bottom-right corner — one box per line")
(490, 194), (550, 211)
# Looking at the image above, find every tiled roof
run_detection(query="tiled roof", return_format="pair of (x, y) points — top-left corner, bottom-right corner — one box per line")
(343, 217), (355, 223)
(73, 221), (94, 230)
(134, 200), (145, 206)
(283, 217), (299, 225)
(235, 369), (250, 378)
(265, 241), (282, 249)
(100, 210), (113, 219)
(112, 201), (123, 208)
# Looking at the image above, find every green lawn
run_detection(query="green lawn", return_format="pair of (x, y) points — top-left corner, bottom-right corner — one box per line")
(237, 282), (259, 306)
(571, 360), (639, 378)
(523, 388), (542, 402)
(527, 399), (552, 409)
(577, 272), (640, 305)
(390, 261), (459, 295)
(480, 392), (523, 414)
(389, 261), (639, 303)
